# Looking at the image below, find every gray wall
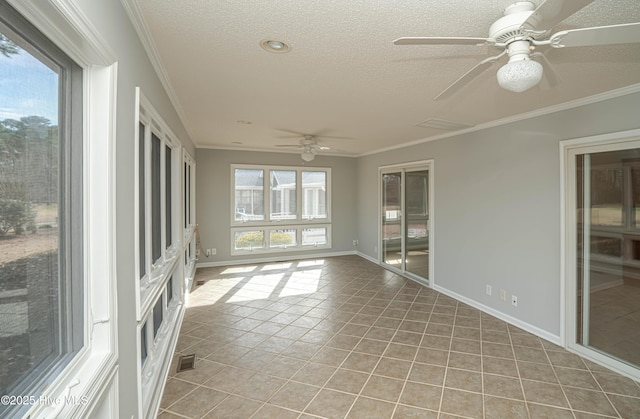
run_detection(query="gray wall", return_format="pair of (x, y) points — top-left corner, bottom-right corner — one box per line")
(357, 91), (640, 338)
(196, 149), (358, 264)
(65, 1), (195, 416)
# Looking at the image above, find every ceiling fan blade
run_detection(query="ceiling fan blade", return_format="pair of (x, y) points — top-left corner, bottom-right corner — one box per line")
(548, 23), (640, 48)
(393, 37), (492, 46)
(531, 52), (560, 89)
(434, 51), (507, 101)
(521, 0), (594, 33)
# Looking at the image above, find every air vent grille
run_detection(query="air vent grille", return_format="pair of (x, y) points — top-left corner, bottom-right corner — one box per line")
(417, 118), (474, 131)
(176, 354), (196, 372)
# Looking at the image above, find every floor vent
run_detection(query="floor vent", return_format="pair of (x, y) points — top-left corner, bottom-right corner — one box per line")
(196, 279), (205, 286)
(176, 354), (196, 372)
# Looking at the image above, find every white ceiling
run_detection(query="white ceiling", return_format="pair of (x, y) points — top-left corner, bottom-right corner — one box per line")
(124, 0), (640, 156)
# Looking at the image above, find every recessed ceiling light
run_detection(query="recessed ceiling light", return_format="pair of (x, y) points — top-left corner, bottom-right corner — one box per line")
(260, 39), (291, 53)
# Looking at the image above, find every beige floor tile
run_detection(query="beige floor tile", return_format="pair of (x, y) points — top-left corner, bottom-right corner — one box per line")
(347, 397), (396, 418)
(268, 381), (320, 411)
(521, 379), (570, 408)
(399, 381), (442, 410)
(202, 395), (262, 419)
(165, 386), (228, 418)
(325, 368), (369, 394)
(444, 368), (483, 393)
(440, 388), (483, 418)
(159, 256), (640, 419)
(360, 374), (404, 403)
(563, 387), (618, 417)
(304, 388), (356, 418)
(483, 395), (528, 419)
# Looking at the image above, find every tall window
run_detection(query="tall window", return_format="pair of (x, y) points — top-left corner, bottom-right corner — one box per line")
(0, 2), (83, 415)
(136, 99), (177, 283)
(231, 165), (331, 254)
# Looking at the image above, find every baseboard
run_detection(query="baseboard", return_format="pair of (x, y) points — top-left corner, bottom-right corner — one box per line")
(432, 284), (562, 346)
(196, 250), (357, 269)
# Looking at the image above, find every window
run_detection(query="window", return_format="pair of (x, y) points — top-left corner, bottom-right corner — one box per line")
(231, 165), (331, 254)
(0, 3), (83, 416)
(136, 89), (180, 318)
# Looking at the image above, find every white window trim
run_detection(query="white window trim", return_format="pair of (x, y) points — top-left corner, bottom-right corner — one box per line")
(230, 224), (332, 255)
(137, 264), (182, 417)
(182, 149), (196, 284)
(230, 164), (331, 227)
(230, 164), (332, 255)
(561, 128), (640, 382)
(135, 88), (182, 321)
(7, 1), (118, 417)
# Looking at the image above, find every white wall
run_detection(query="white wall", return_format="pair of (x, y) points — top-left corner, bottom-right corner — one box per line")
(357, 90), (640, 339)
(196, 149), (358, 264)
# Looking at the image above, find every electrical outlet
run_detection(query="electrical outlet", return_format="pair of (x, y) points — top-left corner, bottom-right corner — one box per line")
(499, 289), (506, 301)
(511, 295), (518, 307)
(485, 285), (492, 296)
(211, 248), (217, 255)
(205, 249), (211, 257)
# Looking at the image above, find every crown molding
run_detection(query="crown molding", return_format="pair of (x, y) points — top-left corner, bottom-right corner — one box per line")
(359, 83), (640, 158)
(120, 0), (196, 144)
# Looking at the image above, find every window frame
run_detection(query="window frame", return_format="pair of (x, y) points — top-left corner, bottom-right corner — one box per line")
(230, 164), (332, 255)
(135, 88), (181, 321)
(3, 1), (119, 417)
(562, 128), (640, 382)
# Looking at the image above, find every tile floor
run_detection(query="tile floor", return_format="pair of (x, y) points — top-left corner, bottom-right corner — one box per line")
(158, 255), (640, 418)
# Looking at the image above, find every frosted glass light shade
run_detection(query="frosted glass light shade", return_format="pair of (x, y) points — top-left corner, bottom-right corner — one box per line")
(301, 149), (315, 161)
(496, 59), (543, 93)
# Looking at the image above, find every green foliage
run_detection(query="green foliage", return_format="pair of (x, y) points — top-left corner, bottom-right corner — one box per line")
(235, 231), (294, 248)
(0, 34), (19, 58)
(0, 199), (35, 235)
(235, 231), (264, 248)
(271, 231), (294, 246)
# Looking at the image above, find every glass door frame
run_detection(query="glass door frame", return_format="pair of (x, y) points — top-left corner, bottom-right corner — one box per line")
(562, 128), (640, 382)
(379, 160), (434, 286)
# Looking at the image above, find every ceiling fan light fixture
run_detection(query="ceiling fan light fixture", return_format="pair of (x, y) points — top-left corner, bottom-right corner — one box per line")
(301, 149), (315, 162)
(496, 58), (543, 93)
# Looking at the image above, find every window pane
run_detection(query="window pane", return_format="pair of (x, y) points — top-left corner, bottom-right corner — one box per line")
(234, 230), (264, 250)
(302, 171), (327, 219)
(270, 228), (297, 248)
(302, 227), (328, 246)
(235, 169), (264, 221)
(270, 170), (296, 220)
(151, 133), (161, 262)
(139, 123), (146, 278)
(590, 166), (623, 226)
(184, 162), (188, 228)
(167, 276), (173, 304)
(0, 5), (82, 411)
(165, 145), (172, 247)
(153, 297), (163, 338)
(140, 323), (148, 367)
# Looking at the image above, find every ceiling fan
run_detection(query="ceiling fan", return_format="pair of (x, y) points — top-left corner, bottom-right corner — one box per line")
(275, 134), (332, 161)
(394, 0), (640, 100)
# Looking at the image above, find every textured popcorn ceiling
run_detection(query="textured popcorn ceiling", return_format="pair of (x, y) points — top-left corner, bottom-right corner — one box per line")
(125, 0), (640, 155)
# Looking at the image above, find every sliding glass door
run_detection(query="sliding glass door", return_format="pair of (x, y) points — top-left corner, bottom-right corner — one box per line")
(565, 132), (640, 381)
(380, 163), (432, 283)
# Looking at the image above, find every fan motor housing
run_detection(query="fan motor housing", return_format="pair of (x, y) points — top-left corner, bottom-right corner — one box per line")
(489, 1), (537, 43)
